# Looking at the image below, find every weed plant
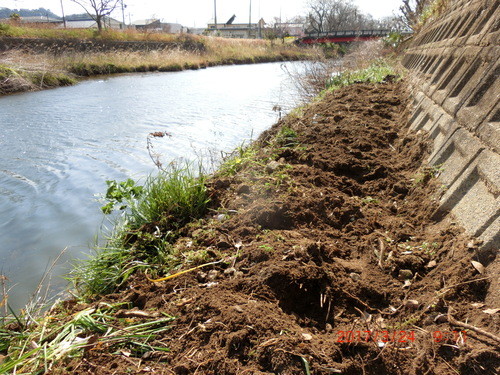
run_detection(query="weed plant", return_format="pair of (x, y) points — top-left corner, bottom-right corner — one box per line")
(274, 126), (299, 148)
(284, 40), (397, 100)
(59, 37), (309, 76)
(128, 163), (209, 228)
(418, 0), (450, 29)
(71, 161), (209, 297)
(326, 59), (397, 91)
(217, 142), (261, 177)
(282, 50), (340, 100)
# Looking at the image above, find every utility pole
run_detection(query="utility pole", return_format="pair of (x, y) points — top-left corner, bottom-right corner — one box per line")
(214, 0), (218, 31)
(121, 0), (126, 29)
(59, 0), (66, 28)
(248, 0), (252, 38)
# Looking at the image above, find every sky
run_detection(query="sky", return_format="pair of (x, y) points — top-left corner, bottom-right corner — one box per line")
(1, 0), (403, 27)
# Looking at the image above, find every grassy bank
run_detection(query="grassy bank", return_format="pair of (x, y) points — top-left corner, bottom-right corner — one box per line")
(0, 23), (194, 42)
(0, 63), (75, 95)
(0, 24), (317, 95)
(63, 36), (312, 76)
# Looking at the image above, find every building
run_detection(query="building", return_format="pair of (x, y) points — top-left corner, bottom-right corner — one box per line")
(0, 12), (123, 30)
(131, 19), (162, 31)
(272, 22), (306, 38)
(63, 17), (122, 30)
(206, 18), (265, 39)
(161, 23), (183, 34)
(131, 19), (185, 34)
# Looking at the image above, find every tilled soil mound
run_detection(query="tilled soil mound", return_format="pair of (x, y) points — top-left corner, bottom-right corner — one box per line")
(57, 81), (499, 374)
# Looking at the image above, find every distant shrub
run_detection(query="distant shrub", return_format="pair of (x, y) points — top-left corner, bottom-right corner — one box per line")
(0, 22), (11, 36)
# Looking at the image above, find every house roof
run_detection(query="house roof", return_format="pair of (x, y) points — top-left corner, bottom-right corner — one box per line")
(64, 19), (97, 28)
(163, 23), (183, 33)
(131, 19), (160, 26)
(62, 17), (121, 29)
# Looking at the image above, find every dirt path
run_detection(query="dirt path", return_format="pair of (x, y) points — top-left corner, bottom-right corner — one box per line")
(56, 81), (499, 374)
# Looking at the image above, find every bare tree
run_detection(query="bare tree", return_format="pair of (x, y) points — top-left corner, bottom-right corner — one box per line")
(306, 0), (377, 35)
(264, 16), (304, 43)
(378, 15), (410, 33)
(289, 15), (307, 24)
(70, 0), (120, 32)
(324, 0), (358, 30)
(306, 0), (331, 34)
(399, 0), (430, 30)
(265, 16), (296, 43)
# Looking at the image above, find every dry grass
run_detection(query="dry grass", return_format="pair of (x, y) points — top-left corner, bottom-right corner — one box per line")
(63, 49), (205, 72)
(337, 40), (390, 71)
(415, 0), (451, 31)
(0, 22), (182, 42)
(283, 40), (394, 100)
(281, 50), (337, 100)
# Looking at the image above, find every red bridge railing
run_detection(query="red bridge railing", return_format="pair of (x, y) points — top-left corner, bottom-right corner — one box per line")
(298, 29), (394, 44)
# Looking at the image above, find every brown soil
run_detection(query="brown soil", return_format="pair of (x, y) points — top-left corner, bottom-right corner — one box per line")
(52, 81), (499, 374)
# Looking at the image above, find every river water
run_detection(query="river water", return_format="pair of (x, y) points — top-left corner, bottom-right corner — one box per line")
(0, 62), (304, 311)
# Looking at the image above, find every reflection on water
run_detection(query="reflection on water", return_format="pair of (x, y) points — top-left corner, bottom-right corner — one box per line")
(0, 62), (303, 310)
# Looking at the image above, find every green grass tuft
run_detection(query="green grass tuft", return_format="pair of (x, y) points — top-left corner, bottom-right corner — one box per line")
(217, 142), (261, 177)
(326, 59), (398, 91)
(274, 126), (299, 148)
(70, 161), (210, 297)
(129, 163), (209, 228)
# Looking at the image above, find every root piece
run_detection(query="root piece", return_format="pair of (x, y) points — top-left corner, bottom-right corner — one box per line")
(377, 238), (385, 269)
(447, 313), (500, 345)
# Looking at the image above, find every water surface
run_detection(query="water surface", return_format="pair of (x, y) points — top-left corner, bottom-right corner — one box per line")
(0, 62), (303, 310)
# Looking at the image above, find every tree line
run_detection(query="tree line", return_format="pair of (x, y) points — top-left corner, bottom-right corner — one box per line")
(304, 0), (430, 35)
(0, 8), (61, 20)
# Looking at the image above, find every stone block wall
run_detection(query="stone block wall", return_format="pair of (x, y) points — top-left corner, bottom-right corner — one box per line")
(402, 0), (499, 253)
(0, 37), (206, 54)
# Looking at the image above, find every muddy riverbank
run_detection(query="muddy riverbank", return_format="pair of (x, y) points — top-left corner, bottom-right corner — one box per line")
(41, 79), (499, 374)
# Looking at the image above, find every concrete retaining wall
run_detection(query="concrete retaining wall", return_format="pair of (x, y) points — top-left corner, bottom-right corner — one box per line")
(402, 0), (499, 255)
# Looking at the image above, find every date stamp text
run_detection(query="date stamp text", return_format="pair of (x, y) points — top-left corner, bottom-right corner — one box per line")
(336, 330), (467, 343)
